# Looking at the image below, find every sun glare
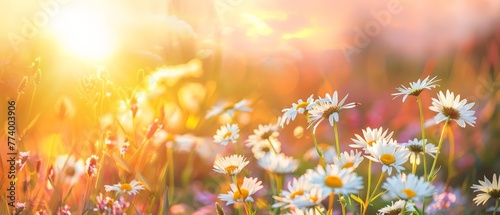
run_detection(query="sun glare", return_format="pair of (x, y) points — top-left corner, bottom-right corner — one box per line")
(48, 6), (115, 61)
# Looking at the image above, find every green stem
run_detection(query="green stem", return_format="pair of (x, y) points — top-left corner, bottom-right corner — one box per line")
(314, 206), (323, 215)
(328, 192), (335, 212)
(428, 118), (449, 182)
(274, 173), (284, 215)
(411, 154), (417, 175)
(233, 141), (241, 155)
(311, 130), (325, 167)
(333, 122), (340, 157)
(369, 172), (385, 201)
(275, 174), (283, 196)
(417, 96), (428, 180)
(363, 160), (373, 215)
(341, 202), (346, 215)
(307, 114), (325, 166)
(27, 85), (37, 122)
(82, 176), (92, 213)
(267, 138), (278, 154)
(401, 200), (407, 214)
(232, 175), (243, 215)
(181, 149), (195, 188)
(446, 127), (455, 184)
(167, 145), (175, 204)
(247, 202), (254, 215)
(422, 197), (426, 215)
(494, 198), (499, 215)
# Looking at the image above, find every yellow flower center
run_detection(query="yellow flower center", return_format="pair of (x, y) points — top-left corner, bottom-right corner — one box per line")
(367, 140), (376, 147)
(310, 195), (318, 202)
(442, 107), (460, 120)
(295, 102), (309, 110)
(290, 190), (304, 199)
(106, 199), (114, 207)
(488, 189), (500, 198)
(225, 165), (238, 173)
(261, 146), (270, 153)
(223, 132), (233, 139)
(407, 145), (423, 154)
(120, 183), (132, 191)
(233, 189), (249, 201)
(166, 134), (176, 142)
(410, 89), (423, 97)
(322, 106), (340, 118)
(380, 154), (396, 165)
(223, 104), (234, 111)
(324, 176), (343, 188)
(65, 166), (76, 177)
(260, 131), (273, 140)
(403, 188), (417, 198)
(342, 162), (354, 169)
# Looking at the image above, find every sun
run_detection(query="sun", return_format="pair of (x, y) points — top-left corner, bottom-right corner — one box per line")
(48, 5), (116, 61)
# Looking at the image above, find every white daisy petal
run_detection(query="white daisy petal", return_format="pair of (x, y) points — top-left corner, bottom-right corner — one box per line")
(392, 76), (440, 102)
(471, 174), (500, 206)
(218, 177), (263, 205)
(382, 173), (435, 201)
(307, 92), (357, 132)
(429, 90), (476, 128)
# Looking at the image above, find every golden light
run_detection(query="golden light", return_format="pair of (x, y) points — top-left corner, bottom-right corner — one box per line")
(240, 13), (273, 36)
(48, 5), (116, 61)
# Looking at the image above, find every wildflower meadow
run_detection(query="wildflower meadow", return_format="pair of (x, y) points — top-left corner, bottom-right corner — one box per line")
(1, 1), (500, 215)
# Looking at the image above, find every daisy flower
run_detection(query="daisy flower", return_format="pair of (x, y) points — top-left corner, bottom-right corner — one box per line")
(429, 90), (476, 128)
(206, 99), (252, 119)
(382, 173), (435, 201)
(402, 138), (438, 165)
(378, 200), (416, 215)
(250, 138), (281, 159)
(471, 174), (500, 205)
(218, 177), (263, 206)
(246, 120), (280, 148)
(213, 154), (249, 176)
(258, 153), (298, 174)
(333, 150), (364, 171)
(154, 130), (198, 152)
(276, 187), (326, 210)
(365, 139), (410, 175)
(104, 179), (145, 195)
(171, 134), (199, 152)
(304, 143), (337, 164)
(307, 92), (357, 132)
(392, 75), (440, 102)
(350, 127), (394, 152)
(54, 155), (85, 185)
(272, 176), (314, 209)
(308, 164), (363, 196)
(213, 124), (240, 146)
(280, 94), (316, 127)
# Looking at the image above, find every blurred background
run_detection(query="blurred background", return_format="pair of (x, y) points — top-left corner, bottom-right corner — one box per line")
(1, 0), (500, 213)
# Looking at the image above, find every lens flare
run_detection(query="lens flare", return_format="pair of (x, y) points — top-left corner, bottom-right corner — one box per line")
(48, 5), (115, 61)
